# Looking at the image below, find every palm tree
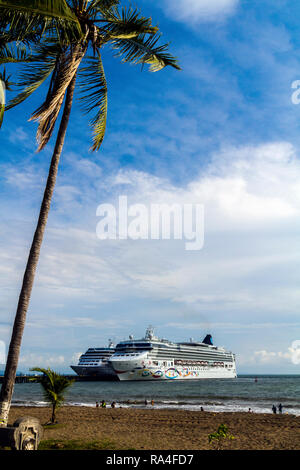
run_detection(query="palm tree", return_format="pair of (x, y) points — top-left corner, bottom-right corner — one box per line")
(0, 0), (180, 427)
(30, 368), (74, 424)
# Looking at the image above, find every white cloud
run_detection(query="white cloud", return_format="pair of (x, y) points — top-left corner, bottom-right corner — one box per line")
(162, 0), (239, 23)
(253, 349), (294, 365)
(3, 165), (44, 191)
(2, 140), (300, 371)
(8, 126), (31, 146)
(19, 353), (65, 368)
(167, 321), (300, 331)
(0, 340), (5, 364)
(27, 315), (126, 330)
(2, 141), (300, 315)
(71, 352), (83, 364)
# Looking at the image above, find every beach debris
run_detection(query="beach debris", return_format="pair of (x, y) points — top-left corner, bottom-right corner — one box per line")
(0, 416), (43, 450)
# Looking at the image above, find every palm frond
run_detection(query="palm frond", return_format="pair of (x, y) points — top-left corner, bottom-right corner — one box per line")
(0, 29), (40, 48)
(98, 5), (158, 40)
(78, 53), (107, 151)
(0, 0), (78, 21)
(101, 6), (158, 40)
(87, 0), (119, 15)
(31, 42), (87, 150)
(0, 42), (31, 65)
(0, 0), (82, 42)
(111, 32), (181, 72)
(34, 52), (67, 150)
(0, 67), (13, 90)
(5, 41), (62, 110)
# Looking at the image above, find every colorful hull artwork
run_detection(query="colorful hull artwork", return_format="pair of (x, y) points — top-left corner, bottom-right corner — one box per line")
(116, 365), (237, 381)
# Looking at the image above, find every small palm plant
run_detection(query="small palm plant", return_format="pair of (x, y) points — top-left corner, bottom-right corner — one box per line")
(30, 368), (74, 424)
(208, 424), (235, 450)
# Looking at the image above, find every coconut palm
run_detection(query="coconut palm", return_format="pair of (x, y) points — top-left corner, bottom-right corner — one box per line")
(30, 368), (74, 424)
(0, 0), (180, 427)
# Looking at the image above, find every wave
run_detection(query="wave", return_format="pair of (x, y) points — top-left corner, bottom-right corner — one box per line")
(11, 398), (300, 416)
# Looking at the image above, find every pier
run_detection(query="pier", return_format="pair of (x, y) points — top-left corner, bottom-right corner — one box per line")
(0, 375), (113, 384)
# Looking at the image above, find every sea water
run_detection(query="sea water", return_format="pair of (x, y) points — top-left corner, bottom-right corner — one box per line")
(10, 375), (300, 415)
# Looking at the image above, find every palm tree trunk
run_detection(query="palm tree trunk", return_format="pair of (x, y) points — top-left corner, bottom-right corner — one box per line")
(51, 403), (56, 424)
(0, 74), (77, 427)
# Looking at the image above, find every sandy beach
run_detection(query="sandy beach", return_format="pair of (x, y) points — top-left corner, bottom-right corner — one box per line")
(7, 406), (300, 450)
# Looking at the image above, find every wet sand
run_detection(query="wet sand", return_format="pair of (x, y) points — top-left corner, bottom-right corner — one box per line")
(8, 406), (300, 450)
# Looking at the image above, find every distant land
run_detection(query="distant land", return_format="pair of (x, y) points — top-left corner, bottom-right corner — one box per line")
(0, 370), (29, 376)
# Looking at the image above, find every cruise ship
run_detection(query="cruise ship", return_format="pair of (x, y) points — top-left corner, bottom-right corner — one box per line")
(109, 326), (237, 381)
(70, 340), (117, 380)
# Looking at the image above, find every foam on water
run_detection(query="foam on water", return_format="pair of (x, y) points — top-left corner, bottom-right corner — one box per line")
(12, 399), (300, 416)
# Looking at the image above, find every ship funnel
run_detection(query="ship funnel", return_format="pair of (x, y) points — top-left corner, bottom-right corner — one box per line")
(202, 334), (213, 345)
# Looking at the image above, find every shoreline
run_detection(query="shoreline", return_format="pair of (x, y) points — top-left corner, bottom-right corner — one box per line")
(7, 405), (300, 450)
(10, 400), (300, 416)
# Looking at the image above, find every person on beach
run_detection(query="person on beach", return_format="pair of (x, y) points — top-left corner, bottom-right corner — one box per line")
(101, 400), (106, 408)
(272, 405), (277, 414)
(111, 401), (116, 408)
(278, 403), (283, 414)
(151, 399), (154, 406)
(145, 399), (148, 406)
(200, 407), (204, 412)
(96, 401), (99, 408)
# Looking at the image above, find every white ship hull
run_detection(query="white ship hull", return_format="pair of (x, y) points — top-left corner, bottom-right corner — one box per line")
(109, 326), (237, 381)
(70, 342), (117, 380)
(111, 361), (237, 381)
(70, 363), (117, 380)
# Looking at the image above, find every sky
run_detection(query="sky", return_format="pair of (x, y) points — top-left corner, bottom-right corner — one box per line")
(1, 0), (300, 374)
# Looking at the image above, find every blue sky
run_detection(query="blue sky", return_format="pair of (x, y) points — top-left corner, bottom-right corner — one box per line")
(1, 0), (300, 374)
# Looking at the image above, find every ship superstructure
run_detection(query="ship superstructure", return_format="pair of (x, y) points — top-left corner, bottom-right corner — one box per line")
(70, 340), (117, 380)
(109, 326), (237, 381)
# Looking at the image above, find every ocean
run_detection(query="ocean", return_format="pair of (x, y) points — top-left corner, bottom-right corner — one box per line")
(10, 375), (300, 415)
